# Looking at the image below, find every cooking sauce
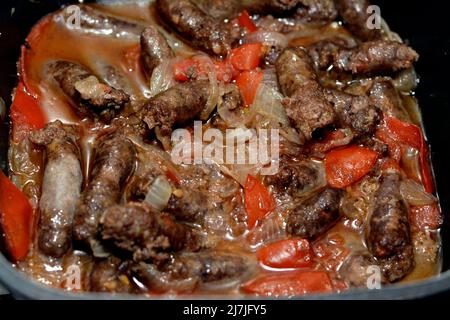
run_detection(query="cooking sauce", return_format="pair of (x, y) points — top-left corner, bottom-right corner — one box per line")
(6, 0), (442, 296)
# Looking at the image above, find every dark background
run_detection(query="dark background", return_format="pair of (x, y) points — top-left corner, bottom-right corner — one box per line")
(0, 0), (449, 299)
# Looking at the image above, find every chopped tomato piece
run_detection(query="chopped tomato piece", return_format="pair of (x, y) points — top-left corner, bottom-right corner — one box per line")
(257, 239), (313, 269)
(173, 58), (234, 83)
(229, 43), (262, 72)
(410, 204), (442, 231)
(235, 70), (264, 106)
(380, 158), (401, 173)
(384, 116), (422, 149)
(237, 10), (258, 33)
(241, 271), (333, 296)
(0, 171), (33, 261)
(244, 175), (275, 229)
(10, 82), (46, 142)
(324, 146), (378, 189)
(310, 129), (353, 154)
(377, 115), (434, 193)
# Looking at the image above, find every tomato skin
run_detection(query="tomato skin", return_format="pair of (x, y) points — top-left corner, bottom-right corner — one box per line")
(229, 43), (262, 72)
(10, 82), (46, 142)
(324, 146), (378, 189)
(0, 171), (33, 261)
(377, 115), (434, 193)
(235, 70), (264, 107)
(410, 204), (442, 231)
(173, 58), (235, 83)
(244, 175), (275, 229)
(237, 10), (258, 33)
(257, 239), (313, 269)
(384, 116), (422, 149)
(241, 271), (333, 296)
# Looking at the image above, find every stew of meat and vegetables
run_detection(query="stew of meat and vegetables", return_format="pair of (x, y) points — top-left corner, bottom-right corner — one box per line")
(0, 0), (442, 297)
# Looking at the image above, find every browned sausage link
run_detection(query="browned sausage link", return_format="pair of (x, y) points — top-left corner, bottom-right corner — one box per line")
(335, 0), (382, 41)
(339, 252), (388, 287)
(168, 252), (256, 283)
(49, 61), (129, 118)
(333, 40), (419, 75)
(306, 37), (357, 70)
(89, 257), (133, 293)
(367, 173), (414, 282)
(264, 161), (320, 198)
(195, 0), (242, 19)
(127, 168), (209, 224)
(73, 134), (135, 243)
(140, 26), (174, 77)
(287, 188), (342, 239)
(294, 0), (337, 24)
(58, 4), (144, 39)
(242, 0), (300, 14)
(368, 78), (411, 122)
(324, 88), (381, 136)
(156, 0), (236, 56)
(276, 47), (336, 140)
(142, 80), (210, 136)
(29, 121), (83, 258)
(100, 202), (201, 262)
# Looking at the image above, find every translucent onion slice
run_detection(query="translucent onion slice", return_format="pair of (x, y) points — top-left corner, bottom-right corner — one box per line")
(144, 175), (172, 211)
(400, 179), (437, 206)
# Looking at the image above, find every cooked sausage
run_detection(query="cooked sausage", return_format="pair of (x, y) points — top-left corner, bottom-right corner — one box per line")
(368, 78), (411, 122)
(156, 0), (236, 56)
(287, 188), (342, 239)
(29, 121), (83, 258)
(336, 0), (382, 41)
(241, 0), (300, 14)
(339, 252), (387, 287)
(367, 173), (414, 282)
(100, 202), (201, 262)
(276, 47), (336, 140)
(294, 0), (338, 24)
(333, 40), (419, 75)
(142, 80), (210, 136)
(166, 251), (256, 283)
(89, 256), (133, 293)
(58, 5), (144, 39)
(324, 88), (381, 136)
(73, 134), (136, 244)
(140, 26), (174, 77)
(127, 168), (209, 224)
(307, 37), (357, 70)
(49, 61), (129, 119)
(264, 161), (320, 198)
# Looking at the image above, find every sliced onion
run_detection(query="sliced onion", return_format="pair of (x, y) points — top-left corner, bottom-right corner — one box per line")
(89, 239), (111, 258)
(149, 58), (177, 97)
(197, 55), (219, 120)
(393, 68), (418, 92)
(401, 147), (422, 183)
(251, 83), (290, 127)
(144, 175), (172, 211)
(246, 212), (287, 249)
(401, 179), (437, 206)
(243, 30), (289, 48)
(280, 127), (303, 145)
